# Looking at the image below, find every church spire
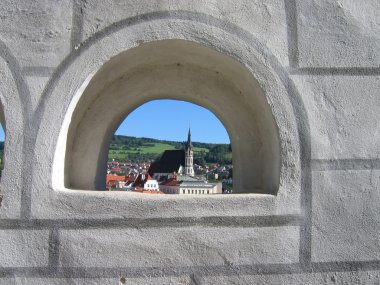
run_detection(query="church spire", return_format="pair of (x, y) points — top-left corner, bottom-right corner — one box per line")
(186, 128), (193, 149)
(184, 128), (194, 176)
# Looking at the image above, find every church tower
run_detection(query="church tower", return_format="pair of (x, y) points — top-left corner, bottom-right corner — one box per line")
(184, 128), (194, 176)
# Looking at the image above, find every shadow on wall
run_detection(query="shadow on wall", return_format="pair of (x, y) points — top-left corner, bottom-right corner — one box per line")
(54, 40), (281, 195)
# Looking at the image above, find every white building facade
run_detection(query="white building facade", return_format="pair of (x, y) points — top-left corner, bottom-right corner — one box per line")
(143, 179), (159, 191)
(159, 176), (222, 195)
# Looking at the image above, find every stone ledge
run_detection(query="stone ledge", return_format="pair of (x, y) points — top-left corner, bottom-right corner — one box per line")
(0, 276), (191, 285)
(0, 215), (303, 230)
(203, 270), (380, 284)
(31, 190), (302, 219)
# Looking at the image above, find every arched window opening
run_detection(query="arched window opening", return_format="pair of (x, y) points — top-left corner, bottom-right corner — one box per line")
(106, 99), (233, 194)
(55, 40), (281, 194)
(0, 123), (4, 178)
(0, 105), (5, 206)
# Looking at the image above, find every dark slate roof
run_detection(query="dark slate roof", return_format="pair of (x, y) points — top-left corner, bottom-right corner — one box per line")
(149, 150), (185, 174)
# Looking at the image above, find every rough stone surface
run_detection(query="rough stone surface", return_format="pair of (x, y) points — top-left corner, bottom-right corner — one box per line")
(25, 76), (50, 113)
(0, 277), (192, 285)
(81, 0), (289, 66)
(30, 20), (301, 219)
(312, 170), (380, 262)
(0, 0), (72, 68)
(0, 55), (24, 219)
(59, 227), (299, 267)
(203, 270), (380, 284)
(297, 0), (380, 68)
(293, 75), (380, 159)
(0, 230), (49, 267)
(0, 0), (379, 283)
(30, 191), (301, 219)
(0, 279), (110, 285)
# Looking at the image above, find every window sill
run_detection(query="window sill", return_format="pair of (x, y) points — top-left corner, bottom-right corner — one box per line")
(30, 186), (301, 220)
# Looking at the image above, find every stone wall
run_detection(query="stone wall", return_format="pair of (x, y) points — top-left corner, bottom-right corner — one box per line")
(0, 0), (379, 284)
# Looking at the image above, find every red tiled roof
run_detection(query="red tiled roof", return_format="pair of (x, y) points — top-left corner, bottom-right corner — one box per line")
(125, 176), (135, 182)
(106, 174), (126, 184)
(160, 178), (180, 186)
(111, 166), (122, 172)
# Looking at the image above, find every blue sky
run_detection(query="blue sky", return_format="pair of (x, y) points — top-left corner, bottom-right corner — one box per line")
(0, 124), (4, 141)
(115, 100), (230, 144)
(0, 100), (230, 143)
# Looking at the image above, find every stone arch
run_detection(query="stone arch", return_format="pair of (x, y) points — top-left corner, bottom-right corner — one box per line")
(62, 40), (281, 194)
(0, 101), (5, 180)
(0, 101), (5, 131)
(38, 15), (304, 197)
(0, 44), (25, 217)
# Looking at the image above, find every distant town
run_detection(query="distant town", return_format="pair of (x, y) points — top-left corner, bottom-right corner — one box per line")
(106, 129), (233, 194)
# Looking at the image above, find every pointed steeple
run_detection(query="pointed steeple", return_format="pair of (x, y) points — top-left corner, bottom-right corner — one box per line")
(186, 128), (193, 149)
(184, 128), (194, 176)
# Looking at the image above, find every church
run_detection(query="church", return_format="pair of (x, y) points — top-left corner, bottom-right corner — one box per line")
(148, 128), (194, 180)
(148, 129), (222, 195)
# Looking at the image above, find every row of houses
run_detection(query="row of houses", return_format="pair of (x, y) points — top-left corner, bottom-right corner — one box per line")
(107, 172), (221, 195)
(106, 129), (223, 194)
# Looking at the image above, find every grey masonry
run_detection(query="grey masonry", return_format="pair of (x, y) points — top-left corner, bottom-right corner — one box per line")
(0, 0), (379, 284)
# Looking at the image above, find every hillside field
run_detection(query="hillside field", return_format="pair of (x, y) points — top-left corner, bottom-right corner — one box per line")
(108, 135), (230, 164)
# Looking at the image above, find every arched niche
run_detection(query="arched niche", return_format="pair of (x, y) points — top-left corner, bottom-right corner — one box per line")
(59, 40), (280, 194)
(0, 102), (4, 208)
(0, 104), (5, 177)
(0, 105), (5, 131)
(0, 50), (24, 218)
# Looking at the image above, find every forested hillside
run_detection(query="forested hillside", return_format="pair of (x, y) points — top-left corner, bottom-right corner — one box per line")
(109, 135), (232, 164)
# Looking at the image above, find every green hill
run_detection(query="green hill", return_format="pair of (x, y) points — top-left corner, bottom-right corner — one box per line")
(108, 135), (231, 164)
